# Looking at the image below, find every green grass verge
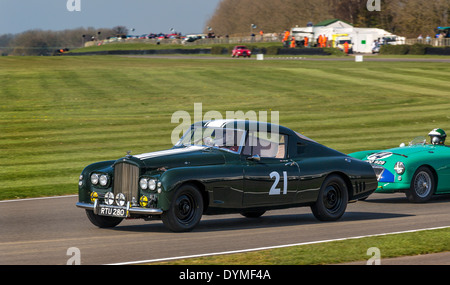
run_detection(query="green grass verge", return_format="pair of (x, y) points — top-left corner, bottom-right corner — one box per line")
(151, 227), (450, 265)
(69, 41), (348, 56)
(1, 56), (450, 201)
(69, 41), (284, 53)
(1, 55), (449, 264)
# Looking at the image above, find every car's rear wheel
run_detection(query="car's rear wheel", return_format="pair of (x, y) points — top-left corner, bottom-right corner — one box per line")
(311, 175), (348, 221)
(162, 183), (204, 232)
(407, 166), (435, 203)
(85, 210), (123, 228)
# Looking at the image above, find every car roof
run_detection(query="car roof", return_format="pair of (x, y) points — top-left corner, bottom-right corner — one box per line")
(196, 119), (295, 135)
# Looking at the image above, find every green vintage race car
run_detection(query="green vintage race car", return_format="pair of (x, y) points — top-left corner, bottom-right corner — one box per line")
(349, 128), (450, 203)
(76, 120), (377, 232)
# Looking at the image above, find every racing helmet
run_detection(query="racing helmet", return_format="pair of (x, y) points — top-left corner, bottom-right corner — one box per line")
(428, 128), (446, 145)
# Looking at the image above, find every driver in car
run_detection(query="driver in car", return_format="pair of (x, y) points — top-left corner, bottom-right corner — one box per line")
(429, 128), (446, 145)
(215, 130), (240, 152)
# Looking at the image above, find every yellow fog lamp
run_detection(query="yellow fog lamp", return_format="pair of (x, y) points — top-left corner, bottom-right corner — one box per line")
(90, 191), (98, 202)
(139, 195), (149, 207)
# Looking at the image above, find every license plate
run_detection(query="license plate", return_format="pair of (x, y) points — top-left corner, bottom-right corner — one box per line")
(98, 205), (128, 218)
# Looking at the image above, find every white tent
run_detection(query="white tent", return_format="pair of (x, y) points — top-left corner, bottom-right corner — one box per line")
(291, 19), (405, 53)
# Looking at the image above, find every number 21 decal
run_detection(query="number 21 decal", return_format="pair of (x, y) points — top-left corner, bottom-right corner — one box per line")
(269, 171), (287, 195)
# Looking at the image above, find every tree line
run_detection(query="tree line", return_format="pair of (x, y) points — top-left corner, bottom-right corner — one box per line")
(0, 26), (128, 56)
(205, 0), (450, 38)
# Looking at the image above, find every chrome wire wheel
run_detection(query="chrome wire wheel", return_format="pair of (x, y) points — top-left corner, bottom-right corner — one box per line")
(408, 166), (435, 203)
(413, 171), (432, 198)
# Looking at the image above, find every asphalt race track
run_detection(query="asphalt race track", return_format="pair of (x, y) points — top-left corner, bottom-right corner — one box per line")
(0, 193), (449, 265)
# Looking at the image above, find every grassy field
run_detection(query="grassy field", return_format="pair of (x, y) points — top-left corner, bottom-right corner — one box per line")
(69, 41), (283, 53)
(1, 55), (449, 264)
(1, 55), (450, 201)
(153, 227), (450, 265)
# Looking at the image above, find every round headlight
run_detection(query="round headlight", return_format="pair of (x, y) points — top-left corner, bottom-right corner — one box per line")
(148, 179), (157, 190)
(394, 162), (405, 174)
(104, 192), (114, 205)
(116, 193), (126, 207)
(139, 178), (148, 190)
(90, 173), (99, 185)
(78, 175), (84, 186)
(99, 174), (109, 186)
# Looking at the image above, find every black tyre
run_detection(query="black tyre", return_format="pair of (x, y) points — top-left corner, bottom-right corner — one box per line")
(406, 166), (435, 203)
(85, 210), (123, 228)
(240, 210), (266, 218)
(311, 175), (348, 221)
(162, 183), (204, 232)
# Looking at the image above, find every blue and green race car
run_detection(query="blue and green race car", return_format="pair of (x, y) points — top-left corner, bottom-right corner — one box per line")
(349, 128), (450, 202)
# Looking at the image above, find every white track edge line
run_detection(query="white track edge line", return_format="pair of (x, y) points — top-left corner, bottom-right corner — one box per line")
(107, 225), (450, 265)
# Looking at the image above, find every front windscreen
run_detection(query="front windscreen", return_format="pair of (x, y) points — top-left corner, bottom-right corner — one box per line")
(409, 136), (427, 146)
(176, 127), (246, 153)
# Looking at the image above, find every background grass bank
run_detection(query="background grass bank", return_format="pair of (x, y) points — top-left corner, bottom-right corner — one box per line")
(151, 227), (450, 265)
(1, 56), (450, 200)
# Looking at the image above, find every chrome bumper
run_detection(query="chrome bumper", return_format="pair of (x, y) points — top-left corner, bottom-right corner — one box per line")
(76, 201), (163, 216)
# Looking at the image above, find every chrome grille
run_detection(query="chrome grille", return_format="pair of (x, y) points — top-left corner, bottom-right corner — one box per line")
(113, 162), (139, 203)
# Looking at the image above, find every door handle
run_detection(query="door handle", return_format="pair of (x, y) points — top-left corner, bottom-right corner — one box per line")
(284, 161), (296, 166)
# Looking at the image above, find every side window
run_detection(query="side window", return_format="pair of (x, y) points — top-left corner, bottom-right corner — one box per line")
(297, 142), (306, 157)
(243, 132), (288, 159)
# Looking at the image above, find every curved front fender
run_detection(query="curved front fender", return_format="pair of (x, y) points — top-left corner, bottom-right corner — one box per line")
(78, 160), (115, 203)
(158, 164), (244, 211)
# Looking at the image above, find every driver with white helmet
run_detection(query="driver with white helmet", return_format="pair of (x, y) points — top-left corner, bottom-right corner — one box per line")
(428, 128), (446, 145)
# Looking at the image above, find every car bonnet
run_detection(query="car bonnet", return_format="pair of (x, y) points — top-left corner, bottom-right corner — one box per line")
(133, 145), (226, 169)
(365, 145), (434, 162)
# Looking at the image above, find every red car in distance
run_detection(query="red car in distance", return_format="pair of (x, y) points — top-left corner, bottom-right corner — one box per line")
(231, 45), (252, 58)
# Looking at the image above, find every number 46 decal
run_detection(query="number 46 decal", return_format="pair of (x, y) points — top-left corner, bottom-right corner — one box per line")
(269, 171), (288, 195)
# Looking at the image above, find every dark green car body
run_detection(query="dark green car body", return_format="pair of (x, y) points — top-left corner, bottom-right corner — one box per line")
(77, 120), (377, 231)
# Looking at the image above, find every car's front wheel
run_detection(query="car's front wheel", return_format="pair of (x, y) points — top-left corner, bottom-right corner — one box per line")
(162, 183), (204, 232)
(311, 175), (348, 221)
(407, 166), (435, 203)
(85, 210), (123, 228)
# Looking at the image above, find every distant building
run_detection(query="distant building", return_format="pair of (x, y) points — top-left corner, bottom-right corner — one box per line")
(291, 19), (405, 53)
(313, 19), (353, 29)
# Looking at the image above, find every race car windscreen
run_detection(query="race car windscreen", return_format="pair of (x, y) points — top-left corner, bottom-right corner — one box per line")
(177, 127), (246, 153)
